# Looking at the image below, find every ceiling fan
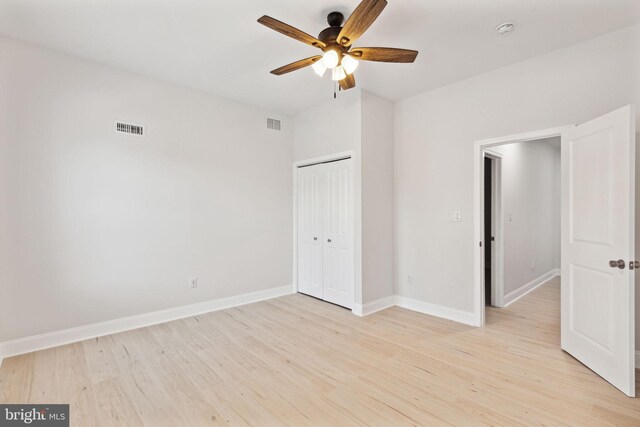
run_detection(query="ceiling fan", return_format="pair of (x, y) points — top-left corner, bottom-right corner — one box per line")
(257, 0), (418, 91)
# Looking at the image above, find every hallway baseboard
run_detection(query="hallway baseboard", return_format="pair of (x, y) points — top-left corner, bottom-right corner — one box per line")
(504, 269), (559, 307)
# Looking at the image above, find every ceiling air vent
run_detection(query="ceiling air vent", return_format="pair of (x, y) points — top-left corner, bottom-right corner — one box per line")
(266, 117), (281, 131)
(115, 121), (145, 136)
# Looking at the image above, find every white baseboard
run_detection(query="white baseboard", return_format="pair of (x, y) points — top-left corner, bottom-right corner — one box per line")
(353, 295), (475, 326)
(2, 284), (637, 371)
(352, 296), (396, 317)
(351, 295), (477, 325)
(504, 269), (559, 307)
(394, 296), (476, 326)
(0, 285), (293, 365)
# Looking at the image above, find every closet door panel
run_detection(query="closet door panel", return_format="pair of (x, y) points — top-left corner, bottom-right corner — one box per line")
(322, 159), (354, 308)
(297, 164), (324, 299)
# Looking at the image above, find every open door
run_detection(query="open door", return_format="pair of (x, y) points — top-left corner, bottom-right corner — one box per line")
(561, 105), (636, 396)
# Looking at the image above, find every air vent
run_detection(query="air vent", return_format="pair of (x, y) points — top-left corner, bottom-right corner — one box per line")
(266, 117), (281, 131)
(115, 121), (145, 136)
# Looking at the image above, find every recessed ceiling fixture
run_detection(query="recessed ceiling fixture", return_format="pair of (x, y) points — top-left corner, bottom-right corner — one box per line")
(258, 0), (419, 97)
(496, 22), (515, 35)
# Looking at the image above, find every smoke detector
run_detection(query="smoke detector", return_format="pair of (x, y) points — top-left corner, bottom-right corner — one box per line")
(496, 22), (515, 35)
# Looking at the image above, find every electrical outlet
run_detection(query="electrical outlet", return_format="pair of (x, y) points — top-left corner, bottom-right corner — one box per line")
(190, 277), (198, 288)
(407, 275), (413, 284)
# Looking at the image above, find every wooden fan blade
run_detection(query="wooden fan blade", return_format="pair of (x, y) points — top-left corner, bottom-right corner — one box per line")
(339, 73), (356, 90)
(270, 56), (322, 75)
(349, 47), (418, 63)
(337, 0), (387, 47)
(258, 16), (326, 49)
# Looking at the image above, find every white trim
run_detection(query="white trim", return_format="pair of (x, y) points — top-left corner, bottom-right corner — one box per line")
(0, 285), (293, 362)
(292, 151), (354, 168)
(394, 296), (476, 326)
(503, 269), (560, 307)
(473, 126), (573, 326)
(354, 295), (477, 326)
(352, 296), (395, 316)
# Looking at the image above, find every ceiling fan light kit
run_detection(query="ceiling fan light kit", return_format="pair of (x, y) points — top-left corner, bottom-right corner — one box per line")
(257, 0), (418, 94)
(332, 65), (347, 81)
(341, 55), (359, 74)
(312, 60), (327, 77)
(322, 49), (340, 69)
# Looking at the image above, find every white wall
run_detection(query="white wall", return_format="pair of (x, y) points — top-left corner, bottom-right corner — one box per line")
(292, 89), (395, 306)
(491, 139), (560, 297)
(292, 89), (363, 305)
(0, 37), (293, 342)
(361, 91), (395, 303)
(395, 24), (639, 327)
(293, 89), (361, 162)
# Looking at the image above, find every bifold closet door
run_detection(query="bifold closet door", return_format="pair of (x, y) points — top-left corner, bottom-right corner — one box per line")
(297, 158), (354, 309)
(297, 163), (324, 299)
(322, 159), (354, 309)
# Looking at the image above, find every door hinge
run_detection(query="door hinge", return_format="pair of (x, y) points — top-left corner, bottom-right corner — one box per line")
(479, 241), (482, 247)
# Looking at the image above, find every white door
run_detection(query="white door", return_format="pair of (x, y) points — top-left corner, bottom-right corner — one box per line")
(297, 163), (324, 299)
(561, 105), (636, 396)
(322, 159), (354, 309)
(296, 158), (354, 309)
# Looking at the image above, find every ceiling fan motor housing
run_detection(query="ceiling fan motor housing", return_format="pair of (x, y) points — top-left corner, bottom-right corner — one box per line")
(319, 12), (348, 53)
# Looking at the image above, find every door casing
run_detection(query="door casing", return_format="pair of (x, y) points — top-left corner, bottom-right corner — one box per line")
(473, 126), (572, 326)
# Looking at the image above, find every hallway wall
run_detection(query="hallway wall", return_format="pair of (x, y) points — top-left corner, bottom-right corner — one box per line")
(491, 138), (561, 302)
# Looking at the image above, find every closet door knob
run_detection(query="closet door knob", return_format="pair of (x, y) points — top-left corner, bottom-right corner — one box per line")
(327, 239), (332, 243)
(313, 237), (317, 240)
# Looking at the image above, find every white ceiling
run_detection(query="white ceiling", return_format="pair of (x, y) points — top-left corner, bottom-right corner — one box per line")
(1, 0), (639, 115)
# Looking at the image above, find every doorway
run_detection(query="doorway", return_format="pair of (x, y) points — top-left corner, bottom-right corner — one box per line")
(475, 127), (568, 322)
(483, 141), (561, 310)
(473, 106), (636, 397)
(484, 156), (492, 306)
(483, 153), (502, 307)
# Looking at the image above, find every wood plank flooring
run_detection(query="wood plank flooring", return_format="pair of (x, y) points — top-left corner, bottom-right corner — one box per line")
(1, 277), (639, 426)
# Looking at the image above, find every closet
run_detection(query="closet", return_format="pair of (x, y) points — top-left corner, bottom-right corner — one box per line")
(297, 158), (354, 309)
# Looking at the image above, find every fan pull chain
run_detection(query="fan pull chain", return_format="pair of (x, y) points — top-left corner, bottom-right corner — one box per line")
(334, 80), (337, 99)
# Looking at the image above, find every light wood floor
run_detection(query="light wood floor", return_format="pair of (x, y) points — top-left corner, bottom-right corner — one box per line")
(1, 277), (639, 426)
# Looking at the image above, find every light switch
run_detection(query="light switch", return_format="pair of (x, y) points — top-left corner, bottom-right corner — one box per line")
(451, 211), (462, 222)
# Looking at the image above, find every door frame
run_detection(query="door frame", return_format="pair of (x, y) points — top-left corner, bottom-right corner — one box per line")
(483, 150), (503, 308)
(473, 126), (572, 326)
(292, 150), (358, 310)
